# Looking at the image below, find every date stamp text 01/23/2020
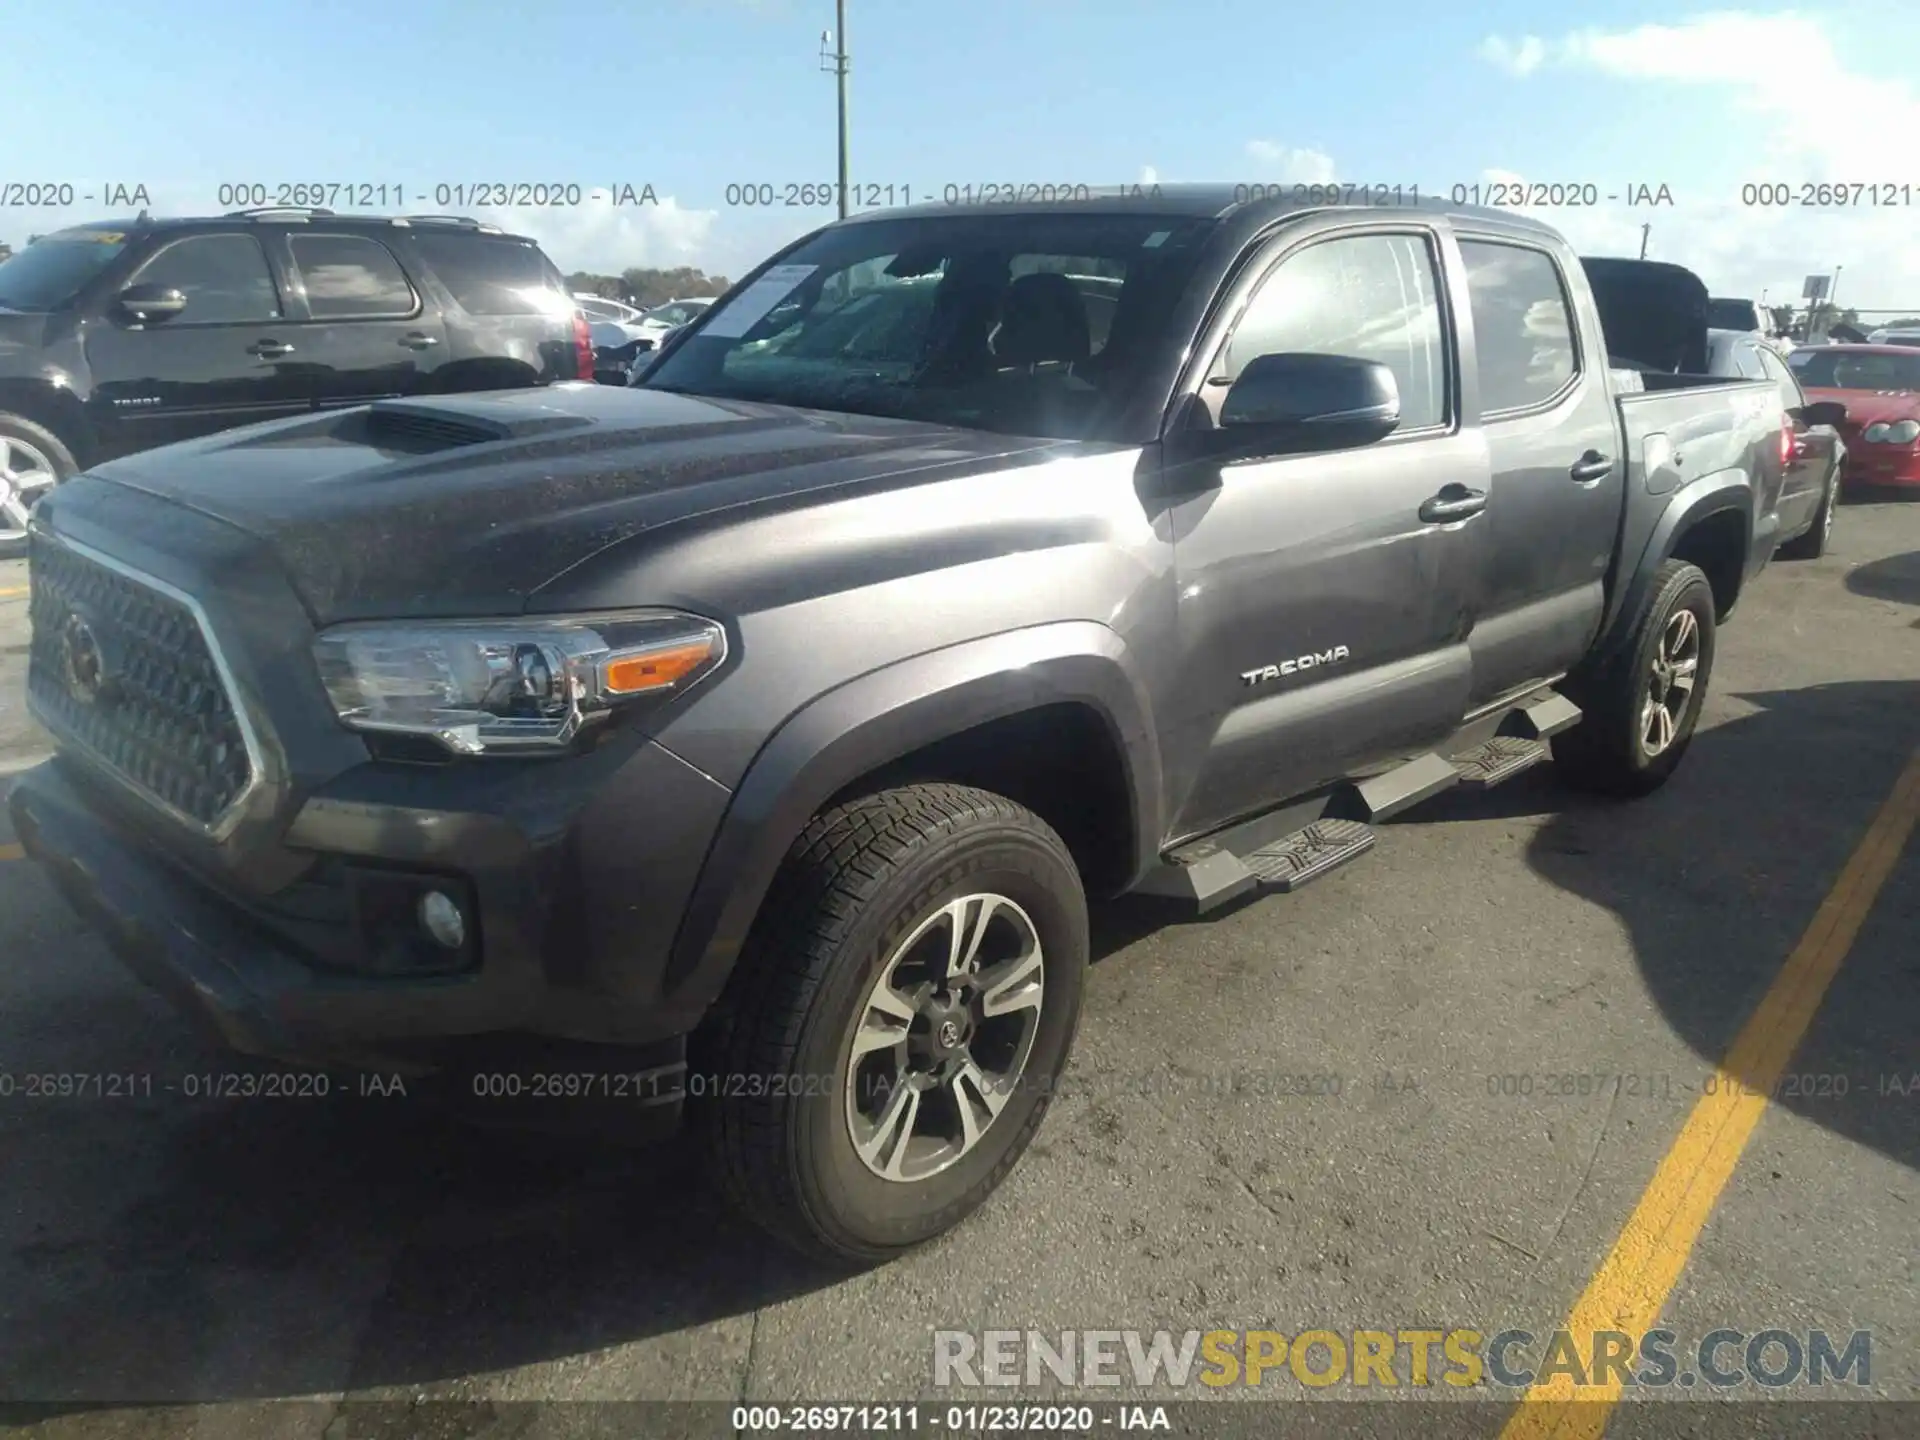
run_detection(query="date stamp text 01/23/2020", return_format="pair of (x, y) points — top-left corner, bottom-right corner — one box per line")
(716, 181), (1681, 209)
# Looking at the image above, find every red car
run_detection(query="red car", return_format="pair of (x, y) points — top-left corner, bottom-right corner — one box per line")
(1786, 344), (1920, 488)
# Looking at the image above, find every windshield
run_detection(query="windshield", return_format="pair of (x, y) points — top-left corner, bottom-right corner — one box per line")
(1706, 299), (1760, 330)
(639, 212), (1212, 440)
(0, 228), (131, 311)
(1788, 349), (1920, 391)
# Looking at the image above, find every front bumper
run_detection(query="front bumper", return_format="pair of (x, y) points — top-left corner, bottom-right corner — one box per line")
(10, 737), (731, 1132)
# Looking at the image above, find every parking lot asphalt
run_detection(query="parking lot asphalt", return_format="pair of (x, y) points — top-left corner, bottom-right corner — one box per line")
(0, 499), (1915, 1437)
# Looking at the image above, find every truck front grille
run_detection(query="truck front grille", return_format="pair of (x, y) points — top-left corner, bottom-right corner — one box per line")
(26, 533), (256, 832)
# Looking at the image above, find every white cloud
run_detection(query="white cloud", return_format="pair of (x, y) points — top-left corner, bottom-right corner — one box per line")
(484, 193), (723, 277)
(1477, 35), (1546, 76)
(1244, 141), (1338, 185)
(1476, 11), (1920, 311)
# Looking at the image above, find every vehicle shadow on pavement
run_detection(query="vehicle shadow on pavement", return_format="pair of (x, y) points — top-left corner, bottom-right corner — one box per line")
(1414, 677), (1919, 1177)
(0, 1063), (837, 1410)
(1844, 549), (1920, 608)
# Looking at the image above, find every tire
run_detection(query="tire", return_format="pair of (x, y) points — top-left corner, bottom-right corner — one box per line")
(1552, 559), (1717, 798)
(695, 783), (1088, 1265)
(1776, 472), (1836, 559)
(0, 412), (79, 552)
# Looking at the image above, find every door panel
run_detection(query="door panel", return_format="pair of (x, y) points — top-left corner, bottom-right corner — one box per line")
(81, 231), (308, 460)
(1453, 237), (1624, 706)
(1163, 226), (1484, 842)
(1164, 432), (1488, 837)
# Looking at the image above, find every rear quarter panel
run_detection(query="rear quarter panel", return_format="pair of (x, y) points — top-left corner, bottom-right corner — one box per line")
(1598, 377), (1783, 647)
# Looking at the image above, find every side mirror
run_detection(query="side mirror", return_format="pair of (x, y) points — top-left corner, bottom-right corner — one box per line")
(115, 283), (188, 323)
(1798, 400), (1847, 428)
(1218, 352), (1402, 454)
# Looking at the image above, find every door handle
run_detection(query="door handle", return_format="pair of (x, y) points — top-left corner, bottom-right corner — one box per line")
(246, 339), (294, 359)
(399, 332), (440, 350)
(1419, 484), (1487, 523)
(1570, 450), (1613, 482)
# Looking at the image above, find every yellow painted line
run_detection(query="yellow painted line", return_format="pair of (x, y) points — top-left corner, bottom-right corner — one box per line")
(0, 586), (27, 598)
(0, 843), (23, 862)
(1501, 743), (1920, 1440)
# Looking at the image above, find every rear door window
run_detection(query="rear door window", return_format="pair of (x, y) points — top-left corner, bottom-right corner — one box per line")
(1458, 240), (1578, 414)
(289, 234), (417, 319)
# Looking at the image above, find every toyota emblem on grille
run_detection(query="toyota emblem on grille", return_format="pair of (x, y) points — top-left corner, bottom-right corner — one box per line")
(61, 612), (108, 705)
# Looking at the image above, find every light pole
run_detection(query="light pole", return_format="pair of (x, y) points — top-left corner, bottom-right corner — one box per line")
(1638, 223), (1650, 259)
(820, 3), (850, 219)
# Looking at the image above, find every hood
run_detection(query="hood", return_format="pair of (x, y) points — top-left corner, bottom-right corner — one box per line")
(1580, 257), (1710, 375)
(1801, 387), (1920, 428)
(72, 384), (1065, 623)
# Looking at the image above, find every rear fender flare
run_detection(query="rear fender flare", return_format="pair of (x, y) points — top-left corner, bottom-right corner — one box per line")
(663, 621), (1162, 1007)
(1595, 473), (1753, 664)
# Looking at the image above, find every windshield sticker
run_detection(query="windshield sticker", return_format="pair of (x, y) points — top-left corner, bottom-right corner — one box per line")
(701, 264), (820, 338)
(58, 231), (126, 244)
(1142, 230), (1171, 249)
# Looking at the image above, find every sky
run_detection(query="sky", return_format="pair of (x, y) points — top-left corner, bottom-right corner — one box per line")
(10, 0), (1920, 314)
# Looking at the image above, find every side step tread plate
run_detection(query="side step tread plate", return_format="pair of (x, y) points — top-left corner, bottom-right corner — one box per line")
(1244, 818), (1376, 892)
(1454, 735), (1549, 788)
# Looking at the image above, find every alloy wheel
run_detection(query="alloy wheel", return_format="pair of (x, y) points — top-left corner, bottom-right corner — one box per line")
(845, 892), (1046, 1183)
(0, 434), (60, 542)
(1641, 607), (1701, 757)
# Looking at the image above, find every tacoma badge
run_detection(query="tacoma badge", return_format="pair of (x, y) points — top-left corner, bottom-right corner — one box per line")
(1242, 645), (1351, 686)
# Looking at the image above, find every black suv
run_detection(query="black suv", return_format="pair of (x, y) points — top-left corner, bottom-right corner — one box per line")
(0, 208), (592, 545)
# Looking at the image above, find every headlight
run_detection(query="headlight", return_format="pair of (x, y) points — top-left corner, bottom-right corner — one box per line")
(1863, 422), (1890, 442)
(1882, 419), (1920, 444)
(312, 611), (727, 756)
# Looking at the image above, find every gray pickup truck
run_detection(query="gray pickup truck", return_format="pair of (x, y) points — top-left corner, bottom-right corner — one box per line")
(12, 189), (1796, 1264)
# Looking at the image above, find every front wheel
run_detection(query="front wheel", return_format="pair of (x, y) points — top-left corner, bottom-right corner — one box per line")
(1553, 559), (1717, 797)
(0, 413), (78, 550)
(695, 783), (1088, 1265)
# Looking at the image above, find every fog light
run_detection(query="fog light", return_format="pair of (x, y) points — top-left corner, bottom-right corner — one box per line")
(417, 890), (467, 949)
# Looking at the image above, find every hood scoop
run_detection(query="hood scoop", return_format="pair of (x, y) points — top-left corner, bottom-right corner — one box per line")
(352, 398), (597, 453)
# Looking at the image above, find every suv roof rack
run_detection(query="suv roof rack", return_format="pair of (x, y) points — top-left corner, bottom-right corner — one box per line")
(227, 205), (338, 220)
(392, 214), (503, 234)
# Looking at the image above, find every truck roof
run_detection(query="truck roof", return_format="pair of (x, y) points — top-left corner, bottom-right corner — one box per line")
(840, 182), (1563, 240)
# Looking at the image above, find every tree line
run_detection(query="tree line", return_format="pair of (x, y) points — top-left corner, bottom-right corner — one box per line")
(568, 266), (733, 307)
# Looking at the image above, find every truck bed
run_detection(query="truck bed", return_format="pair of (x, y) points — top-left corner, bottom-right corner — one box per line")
(1608, 373), (1785, 637)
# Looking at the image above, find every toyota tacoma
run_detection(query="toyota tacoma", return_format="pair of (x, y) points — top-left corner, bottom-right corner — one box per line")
(11, 189), (1800, 1263)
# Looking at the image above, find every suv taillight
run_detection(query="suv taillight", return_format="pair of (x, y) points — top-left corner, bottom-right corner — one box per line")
(1780, 418), (1794, 468)
(572, 312), (594, 380)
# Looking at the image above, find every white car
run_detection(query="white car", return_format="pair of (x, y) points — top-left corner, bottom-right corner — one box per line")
(573, 293), (649, 325)
(574, 294), (654, 347)
(634, 297), (714, 345)
(1866, 327), (1920, 349)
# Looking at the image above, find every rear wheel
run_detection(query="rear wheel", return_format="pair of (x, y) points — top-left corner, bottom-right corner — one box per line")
(0, 414), (78, 550)
(1553, 559), (1717, 797)
(695, 783), (1088, 1265)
